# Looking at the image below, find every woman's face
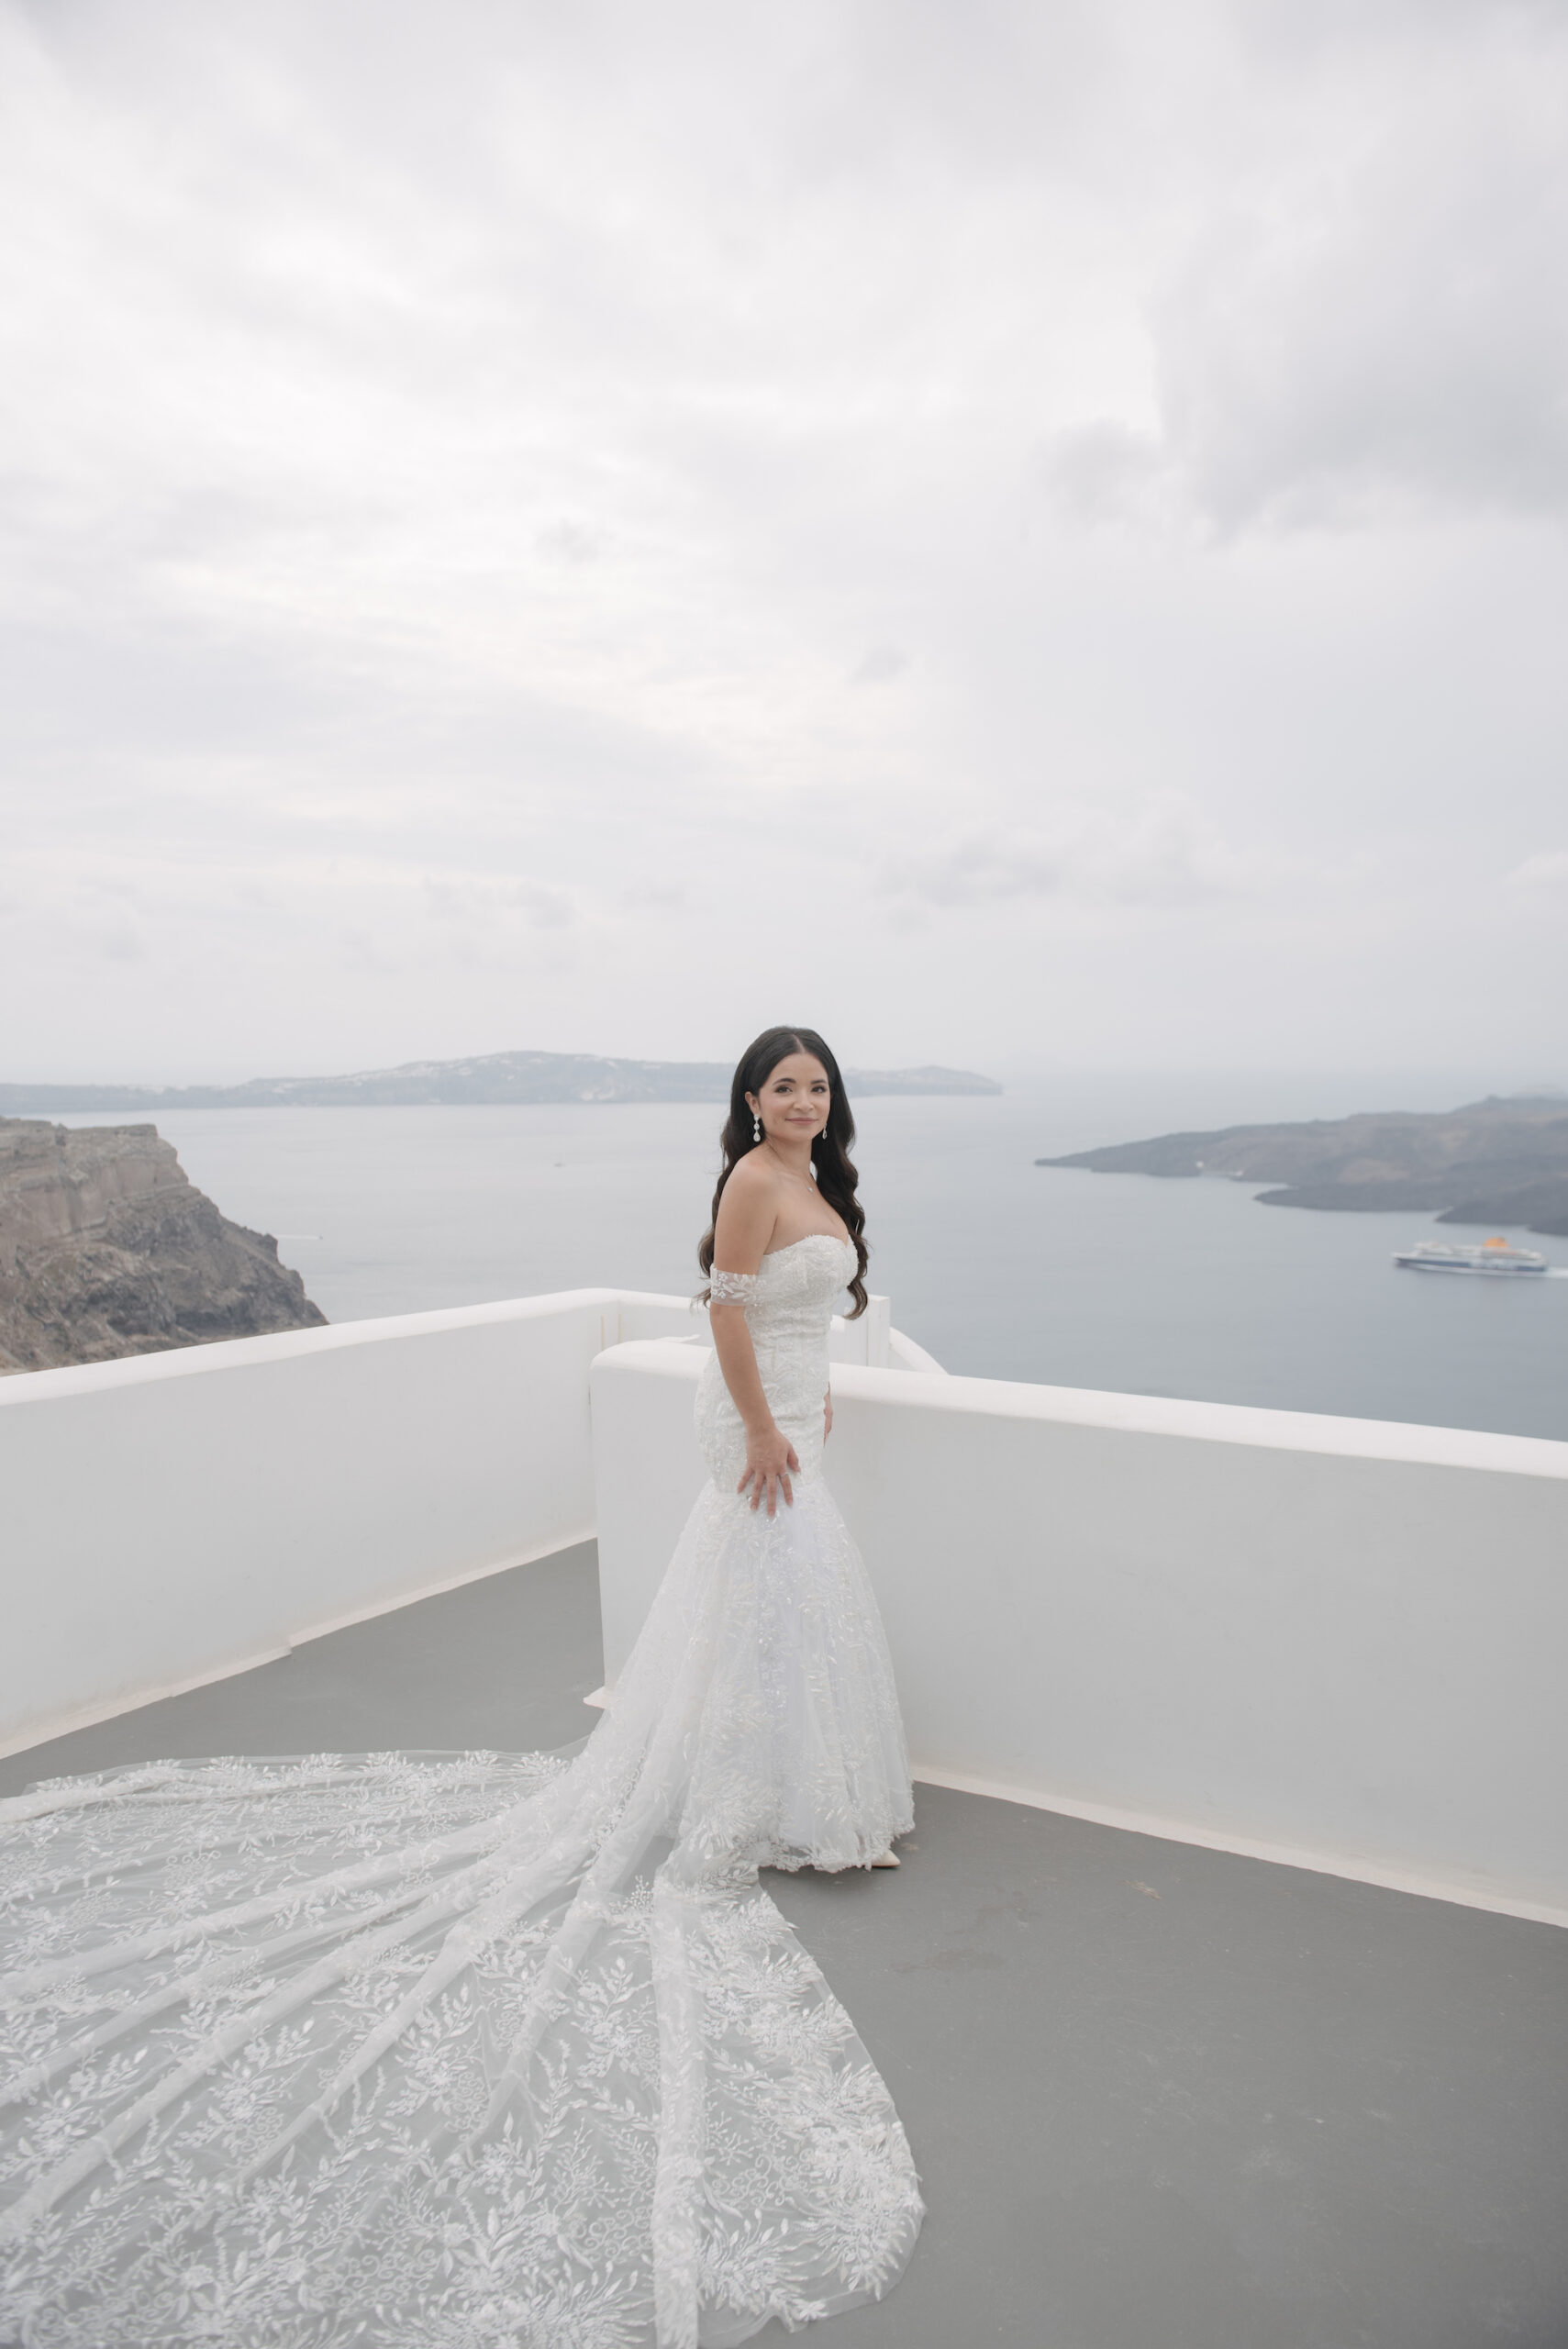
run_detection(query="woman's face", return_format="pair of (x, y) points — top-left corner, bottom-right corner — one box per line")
(749, 1052), (831, 1146)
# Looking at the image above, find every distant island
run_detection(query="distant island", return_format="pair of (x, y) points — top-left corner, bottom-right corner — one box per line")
(1038, 1097), (1568, 1236)
(0, 1119), (325, 1373)
(0, 1050), (1002, 1115)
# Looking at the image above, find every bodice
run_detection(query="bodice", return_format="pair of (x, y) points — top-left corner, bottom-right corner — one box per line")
(695, 1232), (856, 1485)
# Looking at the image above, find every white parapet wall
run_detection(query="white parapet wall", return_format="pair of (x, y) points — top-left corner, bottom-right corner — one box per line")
(590, 1340), (1568, 1925)
(0, 1288), (904, 1758)
(0, 1290), (687, 1756)
(12, 1292), (1566, 1924)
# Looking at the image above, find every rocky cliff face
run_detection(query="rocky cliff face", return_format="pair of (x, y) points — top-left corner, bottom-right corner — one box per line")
(0, 1119), (327, 1373)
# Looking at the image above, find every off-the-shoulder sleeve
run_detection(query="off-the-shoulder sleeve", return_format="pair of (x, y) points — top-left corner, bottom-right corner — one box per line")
(707, 1269), (760, 1307)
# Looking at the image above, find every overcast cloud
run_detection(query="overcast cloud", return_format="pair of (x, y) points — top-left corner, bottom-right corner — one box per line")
(3, 0), (1566, 1084)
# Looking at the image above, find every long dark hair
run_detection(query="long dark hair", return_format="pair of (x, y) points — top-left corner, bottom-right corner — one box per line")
(698, 1027), (869, 1318)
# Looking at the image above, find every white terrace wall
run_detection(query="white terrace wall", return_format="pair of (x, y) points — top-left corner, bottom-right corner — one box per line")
(9, 1296), (1566, 1922)
(591, 1341), (1568, 1925)
(0, 1292), (626, 1755)
(0, 1291), (899, 1759)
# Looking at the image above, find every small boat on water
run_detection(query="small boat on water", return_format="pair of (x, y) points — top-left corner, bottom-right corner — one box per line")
(1393, 1237), (1548, 1276)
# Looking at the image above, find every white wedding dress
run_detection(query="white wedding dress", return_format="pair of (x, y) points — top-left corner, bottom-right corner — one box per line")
(0, 1234), (921, 2349)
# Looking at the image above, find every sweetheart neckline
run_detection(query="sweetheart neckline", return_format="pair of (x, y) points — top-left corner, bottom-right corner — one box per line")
(762, 1231), (853, 1260)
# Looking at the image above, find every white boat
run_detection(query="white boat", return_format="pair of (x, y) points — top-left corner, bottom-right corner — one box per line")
(1393, 1237), (1548, 1276)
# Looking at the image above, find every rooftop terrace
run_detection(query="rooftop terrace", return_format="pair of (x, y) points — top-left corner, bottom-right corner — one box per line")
(5, 1539), (1565, 2349)
(4, 1284), (1567, 2345)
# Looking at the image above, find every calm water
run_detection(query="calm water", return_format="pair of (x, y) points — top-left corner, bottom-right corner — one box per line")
(64, 1077), (1568, 1442)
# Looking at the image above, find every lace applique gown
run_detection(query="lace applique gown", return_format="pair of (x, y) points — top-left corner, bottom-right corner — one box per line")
(0, 1234), (920, 2349)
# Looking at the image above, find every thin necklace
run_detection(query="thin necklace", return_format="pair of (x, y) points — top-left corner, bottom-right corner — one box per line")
(762, 1141), (817, 1187)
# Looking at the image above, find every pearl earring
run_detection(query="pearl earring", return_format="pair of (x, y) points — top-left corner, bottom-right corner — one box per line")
(752, 1113), (762, 1143)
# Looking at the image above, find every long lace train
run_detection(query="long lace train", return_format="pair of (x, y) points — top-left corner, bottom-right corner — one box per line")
(1, 1237), (921, 2347)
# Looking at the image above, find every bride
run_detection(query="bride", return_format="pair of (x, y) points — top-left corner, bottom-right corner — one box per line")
(0, 1027), (923, 2349)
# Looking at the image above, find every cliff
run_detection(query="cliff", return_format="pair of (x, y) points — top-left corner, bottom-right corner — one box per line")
(1037, 1097), (1568, 1235)
(0, 1119), (327, 1373)
(0, 1050), (1002, 1112)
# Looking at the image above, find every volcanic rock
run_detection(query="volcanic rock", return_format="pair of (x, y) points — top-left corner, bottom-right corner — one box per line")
(0, 1119), (327, 1373)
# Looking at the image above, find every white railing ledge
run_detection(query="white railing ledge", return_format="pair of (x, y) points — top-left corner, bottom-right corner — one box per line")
(0, 1289), (641, 1404)
(821, 1364), (1568, 1480)
(591, 1338), (1568, 1479)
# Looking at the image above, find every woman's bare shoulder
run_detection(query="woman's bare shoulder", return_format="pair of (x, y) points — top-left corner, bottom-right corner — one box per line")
(714, 1152), (781, 1251)
(723, 1151), (780, 1201)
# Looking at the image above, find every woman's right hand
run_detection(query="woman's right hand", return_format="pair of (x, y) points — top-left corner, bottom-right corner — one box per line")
(738, 1424), (800, 1517)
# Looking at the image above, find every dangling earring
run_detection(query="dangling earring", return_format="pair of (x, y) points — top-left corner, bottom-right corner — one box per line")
(752, 1113), (762, 1143)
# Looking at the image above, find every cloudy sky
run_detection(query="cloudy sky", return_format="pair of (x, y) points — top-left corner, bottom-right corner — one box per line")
(4, 0), (1566, 1085)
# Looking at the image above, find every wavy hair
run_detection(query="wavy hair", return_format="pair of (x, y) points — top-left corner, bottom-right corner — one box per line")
(697, 1027), (868, 1318)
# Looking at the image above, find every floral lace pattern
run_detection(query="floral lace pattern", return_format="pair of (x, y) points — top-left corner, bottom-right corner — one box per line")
(705, 1270), (758, 1307)
(1, 1234), (919, 2348)
(696, 1236), (853, 1490)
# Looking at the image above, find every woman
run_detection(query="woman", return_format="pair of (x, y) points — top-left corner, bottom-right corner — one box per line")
(0, 1030), (920, 2349)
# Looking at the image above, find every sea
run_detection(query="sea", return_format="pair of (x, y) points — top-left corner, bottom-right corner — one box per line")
(61, 1074), (1568, 1444)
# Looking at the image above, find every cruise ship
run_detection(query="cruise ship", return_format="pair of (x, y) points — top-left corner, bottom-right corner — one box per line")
(1393, 1237), (1548, 1275)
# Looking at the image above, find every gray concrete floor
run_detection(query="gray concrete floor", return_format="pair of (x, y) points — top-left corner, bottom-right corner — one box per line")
(6, 1542), (1566, 2348)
